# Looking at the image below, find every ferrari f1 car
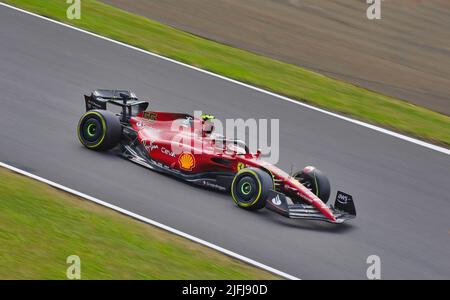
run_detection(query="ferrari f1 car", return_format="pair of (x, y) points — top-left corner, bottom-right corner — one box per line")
(77, 90), (356, 223)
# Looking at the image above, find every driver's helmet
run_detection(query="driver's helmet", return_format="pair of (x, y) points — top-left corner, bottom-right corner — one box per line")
(201, 114), (215, 136)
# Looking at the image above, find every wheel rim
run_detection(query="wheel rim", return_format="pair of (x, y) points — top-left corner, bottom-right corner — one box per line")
(241, 182), (252, 195)
(81, 117), (102, 143)
(86, 123), (96, 137)
(236, 176), (257, 202)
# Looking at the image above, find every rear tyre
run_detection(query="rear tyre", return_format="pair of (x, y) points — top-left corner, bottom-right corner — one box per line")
(293, 166), (330, 203)
(77, 110), (122, 151)
(231, 167), (273, 210)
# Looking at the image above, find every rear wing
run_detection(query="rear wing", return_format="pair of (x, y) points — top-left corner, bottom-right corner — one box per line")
(84, 89), (149, 121)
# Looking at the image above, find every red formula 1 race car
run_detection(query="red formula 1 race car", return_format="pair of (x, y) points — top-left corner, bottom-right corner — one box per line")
(77, 90), (356, 223)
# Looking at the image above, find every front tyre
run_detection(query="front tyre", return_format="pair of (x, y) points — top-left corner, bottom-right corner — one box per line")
(231, 168), (273, 210)
(77, 110), (122, 151)
(293, 166), (330, 203)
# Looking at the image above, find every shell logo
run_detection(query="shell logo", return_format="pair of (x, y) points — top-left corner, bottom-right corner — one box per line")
(178, 152), (195, 171)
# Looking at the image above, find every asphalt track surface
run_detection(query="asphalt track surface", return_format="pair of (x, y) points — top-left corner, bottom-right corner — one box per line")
(102, 0), (450, 115)
(0, 6), (449, 279)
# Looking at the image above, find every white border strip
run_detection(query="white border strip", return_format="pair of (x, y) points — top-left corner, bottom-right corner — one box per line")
(0, 161), (298, 280)
(0, 2), (448, 156)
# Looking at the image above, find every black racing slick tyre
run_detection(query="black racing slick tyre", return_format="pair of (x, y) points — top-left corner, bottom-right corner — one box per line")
(231, 167), (274, 211)
(77, 110), (122, 151)
(293, 166), (331, 203)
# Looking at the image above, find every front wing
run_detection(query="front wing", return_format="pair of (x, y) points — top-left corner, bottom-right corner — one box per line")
(265, 190), (356, 224)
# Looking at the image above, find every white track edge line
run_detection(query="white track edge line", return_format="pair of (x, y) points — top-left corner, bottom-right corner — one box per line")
(0, 161), (299, 280)
(0, 2), (449, 156)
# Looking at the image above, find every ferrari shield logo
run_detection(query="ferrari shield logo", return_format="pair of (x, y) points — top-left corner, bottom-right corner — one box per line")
(237, 162), (246, 171)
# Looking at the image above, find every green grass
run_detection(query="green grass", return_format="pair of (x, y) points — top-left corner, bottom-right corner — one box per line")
(3, 0), (450, 147)
(0, 168), (279, 279)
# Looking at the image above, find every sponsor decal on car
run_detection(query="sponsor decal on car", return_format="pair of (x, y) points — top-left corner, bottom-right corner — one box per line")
(178, 152), (195, 171)
(202, 180), (227, 191)
(336, 192), (349, 204)
(161, 147), (176, 157)
(142, 111), (157, 120)
(271, 194), (282, 206)
(142, 139), (158, 152)
(236, 162), (246, 171)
